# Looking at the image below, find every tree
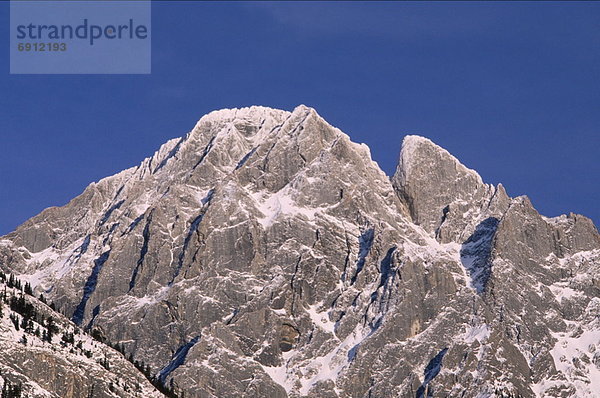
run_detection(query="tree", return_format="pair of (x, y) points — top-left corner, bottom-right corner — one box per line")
(1, 379), (23, 398)
(7, 275), (22, 292)
(9, 314), (19, 331)
(12, 382), (22, 398)
(19, 317), (27, 331)
(99, 357), (110, 371)
(91, 328), (105, 343)
(62, 332), (75, 345)
(45, 316), (58, 343)
(1, 378), (8, 398)
(86, 383), (95, 398)
(24, 283), (33, 296)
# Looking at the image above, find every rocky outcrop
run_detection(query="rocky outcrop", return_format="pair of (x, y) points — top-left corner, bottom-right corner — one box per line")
(1, 106), (598, 397)
(0, 272), (164, 398)
(392, 135), (511, 244)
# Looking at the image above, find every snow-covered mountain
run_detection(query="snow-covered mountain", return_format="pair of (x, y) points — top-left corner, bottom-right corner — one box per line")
(0, 271), (165, 398)
(1, 105), (598, 397)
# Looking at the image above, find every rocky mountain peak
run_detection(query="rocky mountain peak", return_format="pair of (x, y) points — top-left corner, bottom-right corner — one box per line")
(393, 135), (509, 242)
(1, 107), (599, 398)
(395, 135), (483, 185)
(188, 105), (292, 144)
(186, 105), (324, 149)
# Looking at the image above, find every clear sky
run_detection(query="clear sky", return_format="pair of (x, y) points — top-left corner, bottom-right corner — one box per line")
(0, 1), (598, 235)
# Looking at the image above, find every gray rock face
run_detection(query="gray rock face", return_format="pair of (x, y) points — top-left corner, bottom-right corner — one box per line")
(1, 106), (599, 397)
(392, 135), (511, 243)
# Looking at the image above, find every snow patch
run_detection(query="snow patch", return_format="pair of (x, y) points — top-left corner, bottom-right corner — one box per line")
(549, 283), (583, 303)
(306, 304), (336, 335)
(463, 324), (490, 344)
(549, 328), (600, 397)
(261, 362), (295, 394)
(251, 188), (321, 228)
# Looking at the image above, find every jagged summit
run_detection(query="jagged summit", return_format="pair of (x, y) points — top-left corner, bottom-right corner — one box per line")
(392, 134), (498, 241)
(188, 105), (321, 144)
(194, 105), (293, 124)
(1, 107), (599, 398)
(396, 135), (483, 183)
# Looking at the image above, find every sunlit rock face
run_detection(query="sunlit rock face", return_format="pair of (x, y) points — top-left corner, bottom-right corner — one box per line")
(2, 106), (599, 398)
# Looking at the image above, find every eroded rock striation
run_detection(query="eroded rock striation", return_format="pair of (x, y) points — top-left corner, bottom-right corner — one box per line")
(1, 106), (599, 397)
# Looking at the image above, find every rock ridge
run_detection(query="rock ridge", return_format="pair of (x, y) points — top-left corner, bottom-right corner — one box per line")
(0, 106), (598, 398)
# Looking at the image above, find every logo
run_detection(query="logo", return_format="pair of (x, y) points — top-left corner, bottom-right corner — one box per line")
(15, 19), (149, 46)
(10, 1), (151, 74)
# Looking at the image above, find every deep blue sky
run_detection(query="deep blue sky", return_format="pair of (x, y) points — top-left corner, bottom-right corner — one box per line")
(1, 1), (599, 235)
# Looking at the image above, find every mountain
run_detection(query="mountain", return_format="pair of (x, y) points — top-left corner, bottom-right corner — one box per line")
(0, 271), (165, 398)
(1, 105), (599, 398)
